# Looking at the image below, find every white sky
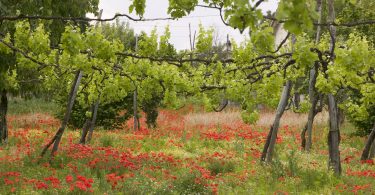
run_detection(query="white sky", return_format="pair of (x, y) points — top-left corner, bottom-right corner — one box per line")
(93, 0), (279, 50)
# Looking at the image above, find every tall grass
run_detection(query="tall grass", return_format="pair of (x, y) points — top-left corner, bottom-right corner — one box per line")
(8, 97), (58, 115)
(184, 110), (242, 129)
(184, 109), (329, 128)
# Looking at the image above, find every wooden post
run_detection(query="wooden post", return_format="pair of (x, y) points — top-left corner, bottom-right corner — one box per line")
(82, 9), (103, 142)
(189, 23), (193, 51)
(261, 80), (292, 162)
(301, 0), (323, 151)
(361, 122), (375, 160)
(40, 70), (83, 158)
(79, 119), (91, 144)
(326, 0), (342, 175)
(86, 100), (99, 143)
(0, 89), (8, 144)
(303, 67), (319, 151)
(133, 34), (139, 131)
(133, 87), (139, 131)
(261, 33), (294, 162)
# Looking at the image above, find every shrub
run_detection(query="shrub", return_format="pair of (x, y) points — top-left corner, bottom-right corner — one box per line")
(100, 135), (114, 147)
(343, 89), (375, 136)
(299, 169), (336, 191)
(56, 92), (163, 130)
(54, 94), (133, 129)
(207, 159), (235, 175)
(173, 171), (210, 195)
(8, 98), (57, 115)
(347, 104), (375, 136)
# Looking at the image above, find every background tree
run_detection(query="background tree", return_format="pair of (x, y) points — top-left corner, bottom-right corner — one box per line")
(0, 0), (99, 144)
(127, 0), (375, 175)
(0, 0), (373, 176)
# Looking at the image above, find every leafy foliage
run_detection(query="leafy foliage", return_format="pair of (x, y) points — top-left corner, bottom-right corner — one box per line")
(276, 0), (317, 35)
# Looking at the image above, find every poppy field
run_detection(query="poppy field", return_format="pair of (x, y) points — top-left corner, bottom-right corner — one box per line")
(0, 105), (374, 194)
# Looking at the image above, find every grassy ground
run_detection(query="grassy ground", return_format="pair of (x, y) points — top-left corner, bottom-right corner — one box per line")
(0, 100), (374, 194)
(8, 97), (58, 115)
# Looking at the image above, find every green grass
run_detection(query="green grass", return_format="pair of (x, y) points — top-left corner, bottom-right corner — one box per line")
(1, 101), (374, 194)
(8, 97), (58, 115)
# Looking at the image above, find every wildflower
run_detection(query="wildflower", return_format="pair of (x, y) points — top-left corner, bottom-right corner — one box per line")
(76, 175), (94, 189)
(44, 176), (60, 188)
(274, 190), (289, 195)
(106, 173), (122, 188)
(75, 181), (87, 191)
(5, 172), (21, 177)
(66, 175), (73, 183)
(361, 159), (374, 165)
(352, 184), (370, 193)
(278, 177), (285, 182)
(35, 181), (48, 189)
(4, 178), (14, 185)
(343, 155), (354, 164)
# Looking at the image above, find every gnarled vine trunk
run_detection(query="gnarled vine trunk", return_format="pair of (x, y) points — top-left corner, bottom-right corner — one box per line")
(86, 100), (99, 143)
(301, 67), (319, 151)
(292, 79), (302, 110)
(301, 0), (323, 151)
(361, 122), (375, 160)
(261, 80), (292, 162)
(370, 139), (375, 159)
(80, 101), (99, 144)
(40, 70), (83, 160)
(79, 118), (91, 144)
(0, 89), (8, 144)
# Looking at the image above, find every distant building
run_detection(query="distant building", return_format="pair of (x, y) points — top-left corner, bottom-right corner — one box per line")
(271, 20), (305, 107)
(272, 21), (289, 49)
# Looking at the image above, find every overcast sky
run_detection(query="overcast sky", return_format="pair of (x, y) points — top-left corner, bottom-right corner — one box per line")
(92, 0), (279, 50)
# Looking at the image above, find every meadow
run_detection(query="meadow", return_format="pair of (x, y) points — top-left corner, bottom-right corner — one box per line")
(0, 99), (374, 194)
